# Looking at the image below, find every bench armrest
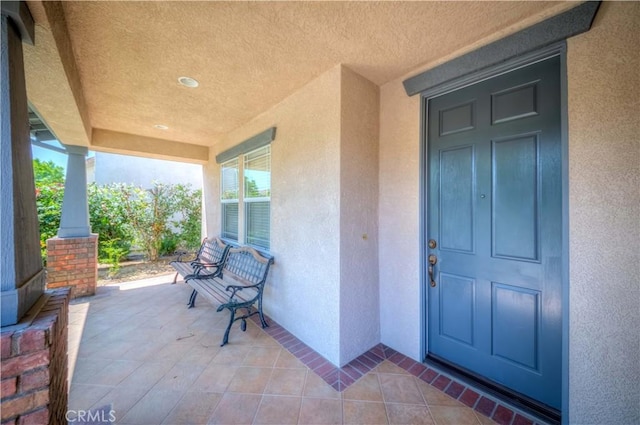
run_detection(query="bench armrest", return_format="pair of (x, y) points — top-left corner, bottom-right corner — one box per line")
(174, 250), (196, 262)
(225, 283), (261, 299)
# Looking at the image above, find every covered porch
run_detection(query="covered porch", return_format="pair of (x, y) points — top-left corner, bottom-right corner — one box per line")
(68, 274), (506, 425)
(1, 1), (638, 425)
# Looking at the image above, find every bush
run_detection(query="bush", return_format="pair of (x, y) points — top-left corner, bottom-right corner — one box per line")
(34, 160), (202, 265)
(33, 160), (65, 263)
(88, 183), (134, 261)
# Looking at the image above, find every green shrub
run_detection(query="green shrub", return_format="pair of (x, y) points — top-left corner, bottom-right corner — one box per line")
(33, 160), (65, 263)
(34, 160), (202, 265)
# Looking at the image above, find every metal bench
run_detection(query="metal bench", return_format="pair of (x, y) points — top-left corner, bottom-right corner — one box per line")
(169, 237), (230, 284)
(185, 245), (274, 346)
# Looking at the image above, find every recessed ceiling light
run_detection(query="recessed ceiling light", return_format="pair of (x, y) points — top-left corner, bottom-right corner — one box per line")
(154, 124), (168, 130)
(178, 76), (199, 88)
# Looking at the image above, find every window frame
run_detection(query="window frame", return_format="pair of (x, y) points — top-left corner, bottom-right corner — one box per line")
(220, 145), (271, 251)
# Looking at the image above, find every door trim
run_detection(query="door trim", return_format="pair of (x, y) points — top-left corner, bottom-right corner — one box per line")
(419, 42), (569, 421)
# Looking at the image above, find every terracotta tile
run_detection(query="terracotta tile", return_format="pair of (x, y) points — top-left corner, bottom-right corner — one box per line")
(91, 386), (148, 422)
(208, 393), (261, 424)
(243, 346), (281, 367)
(227, 366), (273, 394)
(343, 400), (388, 425)
(254, 395), (302, 424)
(191, 364), (238, 393)
(86, 359), (143, 386)
(117, 360), (174, 389)
(265, 368), (307, 396)
(162, 391), (222, 424)
(153, 362), (207, 392)
(210, 345), (251, 365)
(379, 373), (424, 405)
(386, 403), (435, 425)
(417, 380), (464, 407)
(275, 350), (307, 369)
(303, 371), (341, 399)
(119, 389), (184, 424)
(429, 405), (482, 425)
(68, 384), (113, 412)
(375, 360), (410, 375)
(299, 398), (343, 424)
(343, 373), (383, 402)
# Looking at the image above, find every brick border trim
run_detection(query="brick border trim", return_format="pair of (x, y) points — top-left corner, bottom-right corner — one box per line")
(251, 314), (545, 425)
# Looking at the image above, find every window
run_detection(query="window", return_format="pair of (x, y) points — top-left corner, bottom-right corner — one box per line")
(220, 158), (239, 241)
(220, 145), (271, 250)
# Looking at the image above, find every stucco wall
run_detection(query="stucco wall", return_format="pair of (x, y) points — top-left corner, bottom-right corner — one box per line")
(339, 66), (380, 365)
(377, 1), (639, 422)
(204, 65), (343, 364)
(566, 2), (640, 424)
(378, 76), (421, 361)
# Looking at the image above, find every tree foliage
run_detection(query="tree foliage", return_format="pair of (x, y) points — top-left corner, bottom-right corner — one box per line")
(33, 160), (202, 264)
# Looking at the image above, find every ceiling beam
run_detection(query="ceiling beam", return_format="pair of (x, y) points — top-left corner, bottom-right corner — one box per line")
(91, 129), (209, 164)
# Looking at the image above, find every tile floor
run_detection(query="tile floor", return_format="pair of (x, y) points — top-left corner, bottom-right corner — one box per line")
(68, 274), (517, 424)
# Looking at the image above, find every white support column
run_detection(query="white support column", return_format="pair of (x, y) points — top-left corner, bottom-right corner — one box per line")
(58, 145), (90, 238)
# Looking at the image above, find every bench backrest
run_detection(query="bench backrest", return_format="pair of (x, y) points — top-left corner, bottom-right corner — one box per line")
(222, 246), (273, 286)
(197, 237), (229, 265)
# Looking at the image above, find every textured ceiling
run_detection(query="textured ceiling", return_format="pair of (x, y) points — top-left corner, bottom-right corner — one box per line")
(24, 1), (576, 152)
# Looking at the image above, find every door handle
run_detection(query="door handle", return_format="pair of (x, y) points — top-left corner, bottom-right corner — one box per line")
(428, 254), (437, 287)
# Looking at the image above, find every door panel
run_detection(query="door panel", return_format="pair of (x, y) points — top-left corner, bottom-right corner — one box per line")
(427, 56), (562, 410)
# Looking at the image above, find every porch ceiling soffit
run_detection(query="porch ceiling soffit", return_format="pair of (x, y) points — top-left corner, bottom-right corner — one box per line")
(21, 1), (578, 161)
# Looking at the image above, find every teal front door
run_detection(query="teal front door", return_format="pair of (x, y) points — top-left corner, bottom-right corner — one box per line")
(427, 56), (562, 410)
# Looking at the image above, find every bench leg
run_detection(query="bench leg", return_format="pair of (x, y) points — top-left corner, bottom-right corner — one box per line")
(187, 289), (198, 308)
(258, 298), (269, 328)
(172, 272), (179, 284)
(221, 308), (236, 347)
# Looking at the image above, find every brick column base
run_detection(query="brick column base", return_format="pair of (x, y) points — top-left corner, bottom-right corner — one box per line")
(46, 235), (98, 299)
(1, 288), (70, 425)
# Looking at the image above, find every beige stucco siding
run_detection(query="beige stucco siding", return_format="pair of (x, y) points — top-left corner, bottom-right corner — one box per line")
(339, 66), (381, 365)
(378, 75), (421, 361)
(566, 2), (640, 423)
(205, 65), (343, 363)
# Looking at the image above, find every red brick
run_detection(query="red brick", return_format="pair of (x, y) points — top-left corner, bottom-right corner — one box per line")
(14, 329), (47, 355)
(475, 396), (497, 417)
(20, 369), (50, 392)
(1, 333), (14, 359)
(432, 374), (451, 390)
(445, 381), (465, 399)
(459, 388), (480, 407)
(0, 389), (48, 421)
(0, 351), (50, 378)
(1, 377), (17, 398)
(492, 405), (515, 425)
(512, 413), (534, 425)
(17, 408), (48, 425)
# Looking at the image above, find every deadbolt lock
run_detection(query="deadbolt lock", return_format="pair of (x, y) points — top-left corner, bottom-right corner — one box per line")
(428, 239), (437, 249)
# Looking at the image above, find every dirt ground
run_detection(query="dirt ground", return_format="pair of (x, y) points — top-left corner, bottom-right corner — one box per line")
(97, 256), (181, 285)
